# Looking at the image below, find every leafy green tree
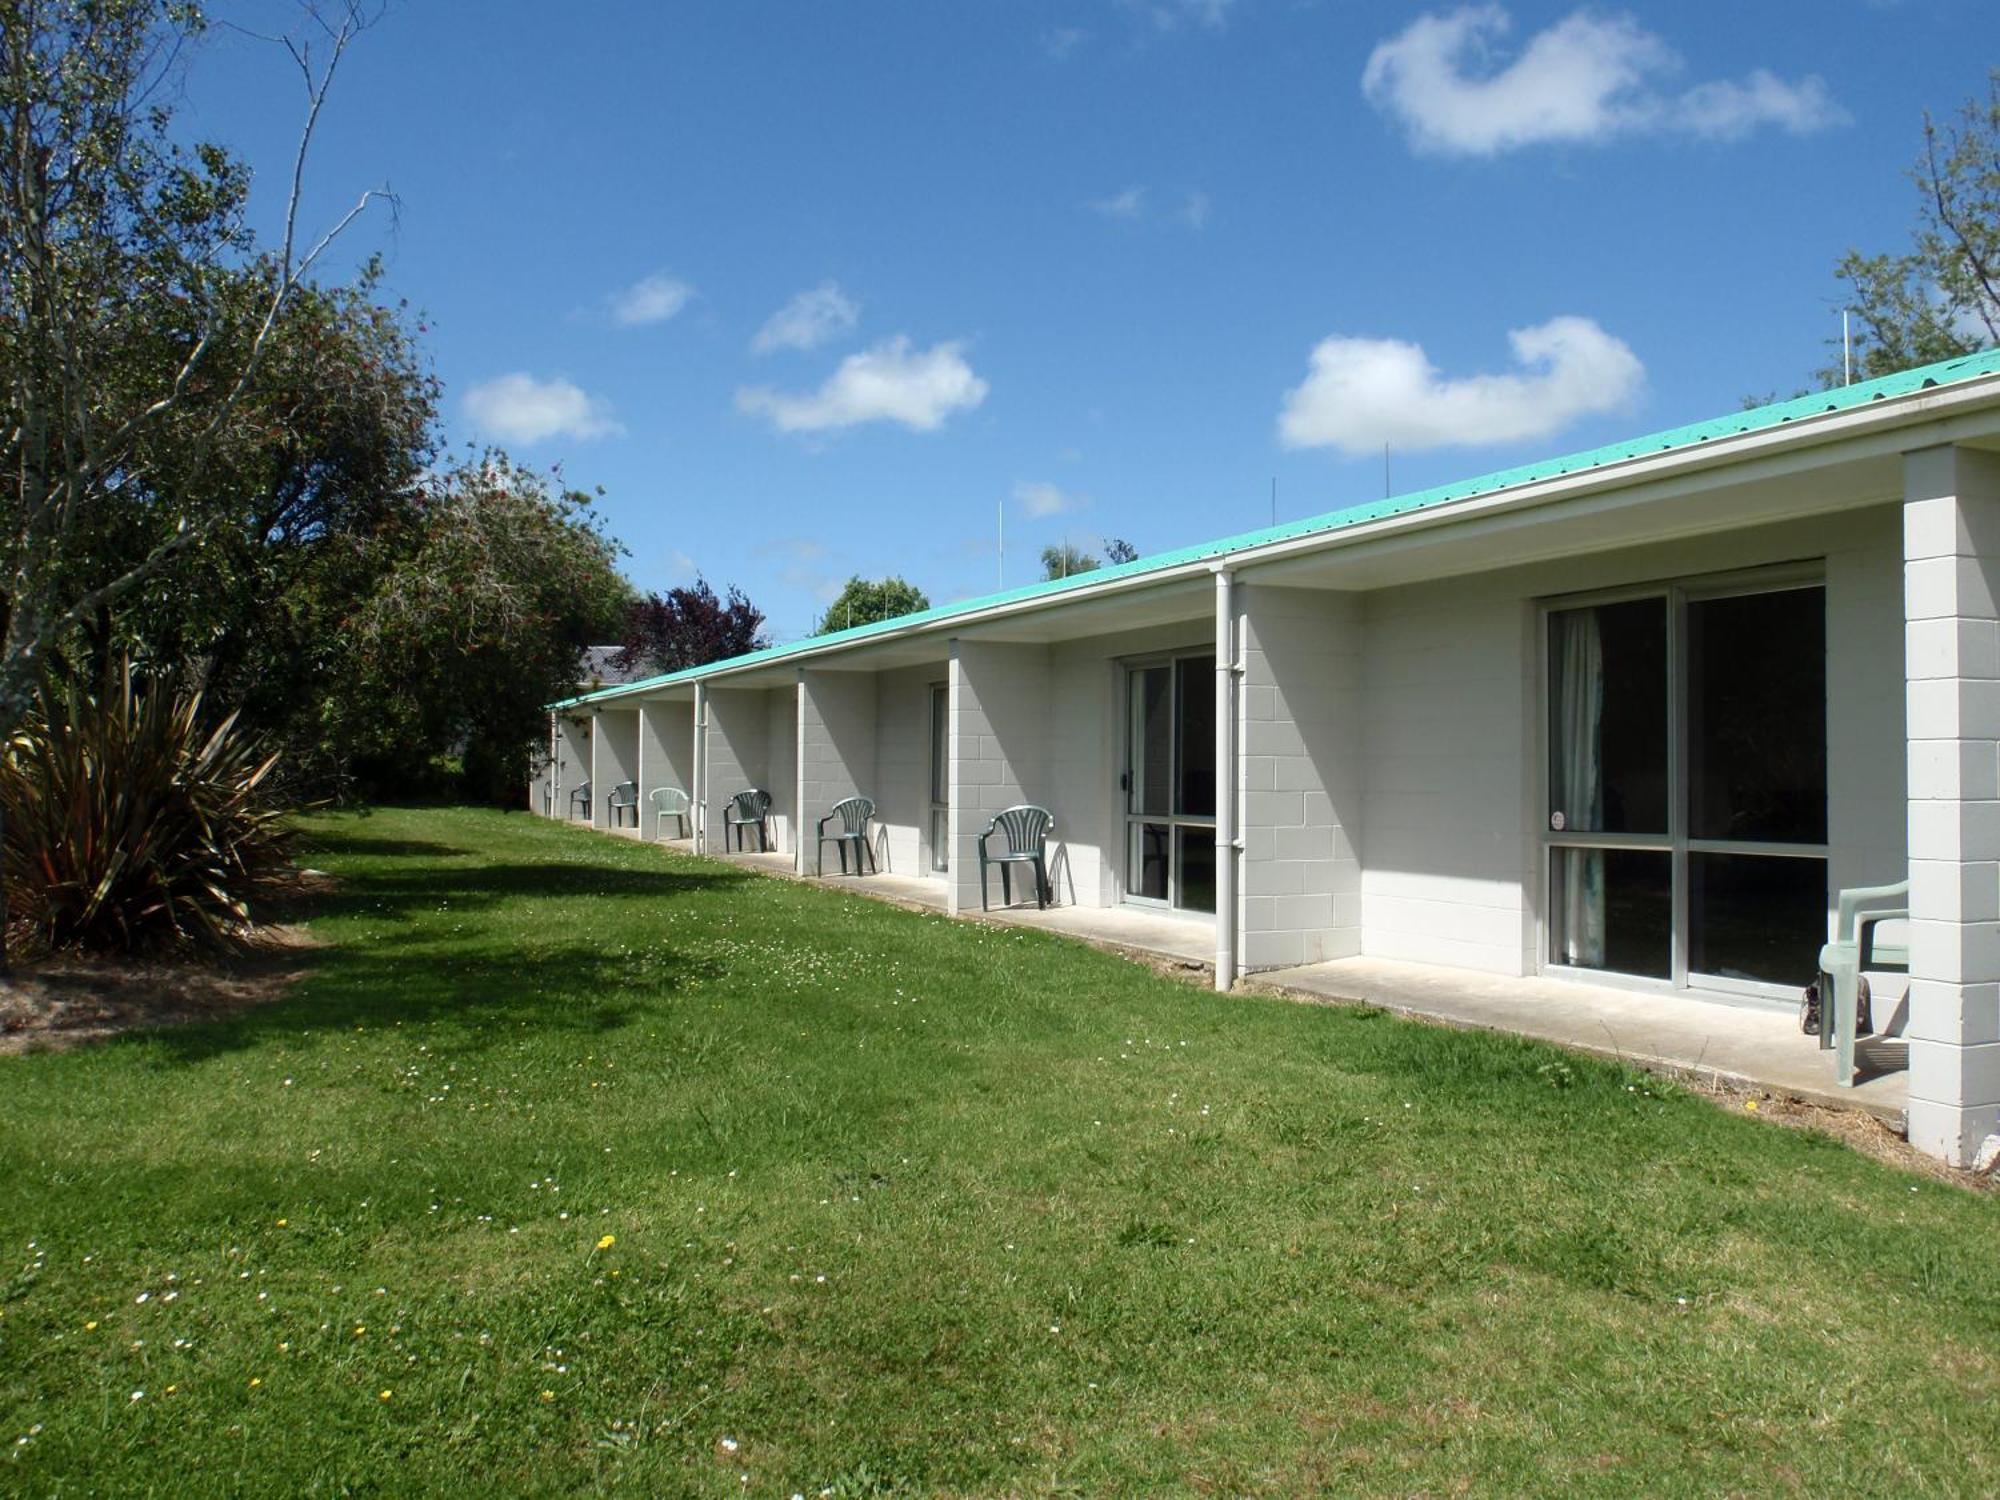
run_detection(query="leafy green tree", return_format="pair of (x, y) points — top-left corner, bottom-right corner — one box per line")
(1041, 542), (1099, 580)
(1828, 72), (1999, 385)
(104, 269), (442, 763)
(0, 0), (382, 732)
(1104, 538), (1140, 564)
(333, 455), (629, 801)
(816, 575), (929, 633)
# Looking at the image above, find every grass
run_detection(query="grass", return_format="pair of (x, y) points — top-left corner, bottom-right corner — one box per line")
(2, 806), (1996, 1496)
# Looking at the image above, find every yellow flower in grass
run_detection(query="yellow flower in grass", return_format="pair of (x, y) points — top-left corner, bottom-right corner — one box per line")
(379, 1389), (392, 1402)
(596, 1234), (616, 1251)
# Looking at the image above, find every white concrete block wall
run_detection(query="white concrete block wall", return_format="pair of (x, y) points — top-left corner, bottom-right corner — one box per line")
(1239, 585), (1363, 970)
(875, 666), (944, 876)
(637, 700), (695, 838)
(556, 714), (591, 822)
(704, 687), (770, 852)
(1357, 579), (1535, 974)
(1902, 445), (2000, 1165)
(799, 670), (877, 873)
(1355, 507), (1907, 980)
(1826, 507), (1914, 901)
(591, 708), (640, 830)
(766, 687), (797, 854)
(949, 640), (1051, 914)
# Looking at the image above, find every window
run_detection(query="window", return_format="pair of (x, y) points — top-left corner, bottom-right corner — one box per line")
(1124, 653), (1216, 913)
(928, 683), (949, 873)
(1545, 577), (1826, 993)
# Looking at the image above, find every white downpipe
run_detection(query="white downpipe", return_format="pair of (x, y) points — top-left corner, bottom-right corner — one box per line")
(692, 683), (709, 854)
(795, 671), (809, 876)
(1214, 567), (1239, 991)
(589, 708), (603, 830)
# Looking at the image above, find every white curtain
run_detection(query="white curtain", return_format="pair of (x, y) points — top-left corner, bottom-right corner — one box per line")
(1556, 611), (1606, 967)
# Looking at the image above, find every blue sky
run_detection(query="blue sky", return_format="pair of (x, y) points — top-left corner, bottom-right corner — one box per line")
(184, 1), (1994, 639)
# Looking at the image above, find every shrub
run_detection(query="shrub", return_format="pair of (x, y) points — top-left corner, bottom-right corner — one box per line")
(1, 664), (292, 954)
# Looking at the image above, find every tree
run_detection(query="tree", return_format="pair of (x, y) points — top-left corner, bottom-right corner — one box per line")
(1041, 542), (1099, 580)
(816, 575), (929, 634)
(105, 268), (441, 762)
(0, 0), (383, 732)
(333, 455), (629, 800)
(1828, 72), (1999, 385)
(1104, 538), (1139, 564)
(617, 580), (768, 676)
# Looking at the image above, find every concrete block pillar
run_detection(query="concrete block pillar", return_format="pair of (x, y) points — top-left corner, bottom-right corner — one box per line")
(948, 639), (1051, 915)
(1903, 444), (2000, 1164)
(1236, 584), (1364, 971)
(800, 669), (879, 874)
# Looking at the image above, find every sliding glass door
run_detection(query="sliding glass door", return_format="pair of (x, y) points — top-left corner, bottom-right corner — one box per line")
(1124, 654), (1216, 913)
(1545, 577), (1826, 994)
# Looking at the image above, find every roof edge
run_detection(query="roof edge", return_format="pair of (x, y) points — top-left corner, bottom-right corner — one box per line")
(552, 345), (2000, 711)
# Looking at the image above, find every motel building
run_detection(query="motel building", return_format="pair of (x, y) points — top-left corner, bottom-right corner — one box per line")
(536, 350), (2000, 1168)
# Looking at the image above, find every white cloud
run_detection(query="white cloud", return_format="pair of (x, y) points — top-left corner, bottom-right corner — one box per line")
(757, 537), (844, 602)
(1087, 184), (1210, 229)
(1043, 25), (1088, 60)
(1014, 481), (1084, 518)
(1362, 6), (1844, 156)
(1277, 316), (1643, 456)
(1089, 185), (1146, 220)
(752, 281), (861, 354)
(736, 336), (989, 434)
(1125, 0), (1237, 32)
(464, 373), (623, 445)
(610, 272), (695, 327)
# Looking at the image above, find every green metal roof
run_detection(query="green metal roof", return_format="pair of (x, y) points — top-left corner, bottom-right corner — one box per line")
(554, 345), (2000, 709)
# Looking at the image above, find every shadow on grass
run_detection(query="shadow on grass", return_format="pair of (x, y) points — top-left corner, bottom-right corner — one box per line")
(142, 937), (726, 1064)
(296, 832), (474, 860)
(309, 859), (751, 925)
(122, 831), (746, 1064)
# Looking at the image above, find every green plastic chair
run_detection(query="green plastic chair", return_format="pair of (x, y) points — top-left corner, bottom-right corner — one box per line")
(725, 788), (773, 852)
(1817, 880), (1909, 1087)
(567, 779), (591, 821)
(816, 796), (877, 876)
(650, 786), (691, 839)
(978, 805), (1054, 910)
(606, 780), (639, 829)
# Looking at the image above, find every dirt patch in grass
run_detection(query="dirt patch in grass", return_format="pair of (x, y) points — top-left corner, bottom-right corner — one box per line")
(0, 872), (328, 1055)
(0, 925), (320, 1054)
(1695, 1079), (1996, 1191)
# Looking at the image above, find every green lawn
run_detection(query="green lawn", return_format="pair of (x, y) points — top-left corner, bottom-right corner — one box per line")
(2, 807), (1995, 1496)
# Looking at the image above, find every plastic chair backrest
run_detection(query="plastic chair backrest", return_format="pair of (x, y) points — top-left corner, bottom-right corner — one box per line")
(989, 804), (1052, 853)
(829, 796), (874, 834)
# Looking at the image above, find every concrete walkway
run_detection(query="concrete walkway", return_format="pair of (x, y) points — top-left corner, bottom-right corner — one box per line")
(604, 825), (1907, 1127)
(1259, 956), (1908, 1124)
